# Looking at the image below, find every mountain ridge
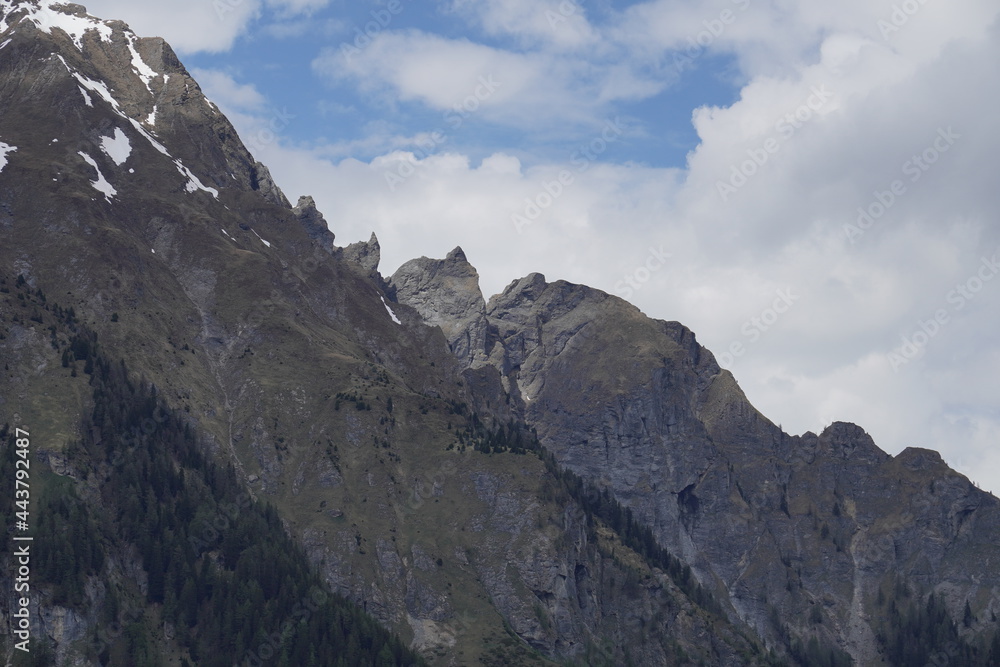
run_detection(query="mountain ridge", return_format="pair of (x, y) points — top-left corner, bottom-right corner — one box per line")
(1, 3), (999, 665)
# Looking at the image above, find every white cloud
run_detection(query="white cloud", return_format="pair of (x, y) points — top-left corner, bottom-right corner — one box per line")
(266, 0), (330, 19)
(190, 68), (267, 111)
(446, 0), (599, 50)
(319, 30), (530, 109)
(82, 0), (262, 53)
(313, 28), (668, 132)
(81, 0), (330, 53)
(613, 0), (998, 78)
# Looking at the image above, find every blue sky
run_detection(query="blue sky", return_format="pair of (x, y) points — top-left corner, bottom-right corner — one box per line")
(78, 0), (1000, 495)
(182, 2), (744, 170)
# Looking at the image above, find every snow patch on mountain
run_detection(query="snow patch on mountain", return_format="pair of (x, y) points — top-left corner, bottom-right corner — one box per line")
(77, 151), (116, 200)
(0, 141), (16, 174)
(0, 38), (11, 50)
(6, 2), (159, 101)
(62, 57), (118, 110)
(252, 229), (271, 248)
(0, 0), (19, 34)
(62, 58), (219, 199)
(20, 2), (113, 51)
(100, 128), (132, 166)
(125, 33), (157, 94)
(380, 296), (402, 325)
(175, 160), (219, 197)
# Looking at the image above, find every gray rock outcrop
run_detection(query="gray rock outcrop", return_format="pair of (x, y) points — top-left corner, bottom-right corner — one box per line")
(342, 232), (380, 273)
(389, 247), (490, 367)
(292, 195), (335, 254)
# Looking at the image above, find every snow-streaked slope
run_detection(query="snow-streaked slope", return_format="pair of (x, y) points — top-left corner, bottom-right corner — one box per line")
(55, 56), (218, 198)
(381, 296), (402, 325)
(252, 229), (271, 247)
(77, 151), (116, 200)
(0, 140), (16, 173)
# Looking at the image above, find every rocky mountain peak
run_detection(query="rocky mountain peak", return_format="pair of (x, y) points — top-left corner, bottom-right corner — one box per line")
(342, 231), (380, 273)
(818, 420), (887, 464)
(445, 245), (467, 262)
(0, 1), (289, 207)
(489, 271), (548, 308)
(389, 246), (489, 366)
(292, 194), (335, 253)
(895, 446), (947, 471)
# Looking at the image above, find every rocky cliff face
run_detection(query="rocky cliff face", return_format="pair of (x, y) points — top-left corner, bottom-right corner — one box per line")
(394, 254), (1000, 663)
(1, 2), (998, 665)
(390, 248), (492, 370)
(293, 195), (335, 253)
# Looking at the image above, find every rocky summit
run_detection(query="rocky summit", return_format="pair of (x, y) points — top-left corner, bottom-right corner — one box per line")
(0, 2), (998, 666)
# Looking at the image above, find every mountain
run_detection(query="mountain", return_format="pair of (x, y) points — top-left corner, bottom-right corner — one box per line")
(1, 2), (998, 665)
